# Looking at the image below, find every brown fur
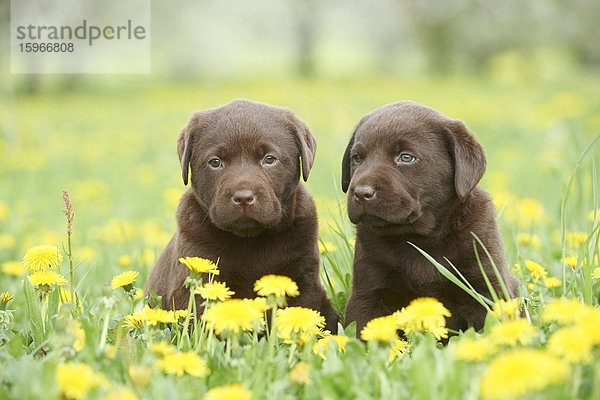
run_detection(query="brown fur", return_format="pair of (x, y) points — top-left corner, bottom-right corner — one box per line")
(342, 101), (519, 337)
(146, 99), (338, 333)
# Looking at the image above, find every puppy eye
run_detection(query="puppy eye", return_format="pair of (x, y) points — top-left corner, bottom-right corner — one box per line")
(208, 158), (222, 168)
(263, 155), (277, 165)
(351, 154), (362, 164)
(398, 153), (416, 164)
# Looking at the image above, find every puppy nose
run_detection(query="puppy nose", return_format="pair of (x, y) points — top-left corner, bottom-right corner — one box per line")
(353, 185), (376, 201)
(232, 190), (256, 206)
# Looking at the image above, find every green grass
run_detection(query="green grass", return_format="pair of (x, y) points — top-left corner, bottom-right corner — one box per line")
(1, 74), (600, 399)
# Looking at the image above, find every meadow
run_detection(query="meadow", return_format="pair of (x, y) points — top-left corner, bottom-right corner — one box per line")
(1, 70), (600, 399)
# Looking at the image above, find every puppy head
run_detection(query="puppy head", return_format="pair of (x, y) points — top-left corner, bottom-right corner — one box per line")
(341, 101), (486, 236)
(178, 99), (316, 237)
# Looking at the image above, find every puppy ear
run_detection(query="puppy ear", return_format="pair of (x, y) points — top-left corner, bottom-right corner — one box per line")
(341, 132), (355, 193)
(177, 111), (207, 186)
(342, 116), (369, 193)
(447, 119), (487, 200)
(288, 113), (317, 182)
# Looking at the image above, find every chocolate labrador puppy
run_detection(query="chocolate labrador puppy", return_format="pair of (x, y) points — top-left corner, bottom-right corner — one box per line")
(342, 101), (518, 337)
(146, 99), (338, 333)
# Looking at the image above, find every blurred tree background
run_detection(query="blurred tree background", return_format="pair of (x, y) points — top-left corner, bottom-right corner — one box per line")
(0, 0), (599, 90)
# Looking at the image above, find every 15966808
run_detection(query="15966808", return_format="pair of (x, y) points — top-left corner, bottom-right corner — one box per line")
(18, 42), (74, 53)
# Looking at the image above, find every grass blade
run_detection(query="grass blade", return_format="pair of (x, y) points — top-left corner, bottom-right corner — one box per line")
(472, 242), (499, 303)
(471, 232), (512, 301)
(444, 257), (493, 312)
(560, 133), (600, 295)
(408, 242), (494, 308)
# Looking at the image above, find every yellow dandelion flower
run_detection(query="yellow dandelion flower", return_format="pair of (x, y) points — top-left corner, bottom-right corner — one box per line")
(288, 328), (329, 346)
(544, 277), (562, 288)
(0, 201), (9, 221)
(196, 281), (235, 301)
(524, 260), (547, 282)
(588, 208), (599, 222)
(562, 256), (578, 268)
(276, 306), (326, 340)
(312, 335), (348, 359)
(0, 233), (16, 249)
(319, 241), (338, 254)
(131, 305), (176, 326)
(328, 335), (348, 350)
(578, 307), (600, 344)
(203, 298), (264, 334)
(566, 231), (588, 248)
(254, 274), (299, 298)
(123, 314), (144, 329)
(94, 218), (136, 244)
(22, 245), (62, 272)
(56, 362), (100, 400)
(454, 337), (496, 362)
(360, 315), (399, 343)
(173, 309), (190, 320)
(395, 297), (451, 340)
(118, 254), (132, 268)
(480, 349), (569, 399)
(142, 248), (155, 266)
(541, 298), (587, 325)
(156, 351), (209, 377)
(517, 198), (544, 228)
(133, 288), (144, 301)
(592, 267), (600, 280)
(149, 341), (175, 356)
(244, 297), (270, 313)
(388, 338), (410, 362)
(490, 298), (521, 320)
(78, 246), (95, 262)
(204, 383), (252, 400)
(128, 365), (152, 387)
(548, 325), (594, 364)
(516, 233), (541, 249)
(1, 260), (25, 276)
(105, 344), (116, 360)
(68, 321), (86, 352)
(58, 288), (83, 310)
(0, 291), (14, 304)
(512, 263), (521, 274)
(110, 270), (139, 289)
(104, 387), (139, 400)
(28, 270), (68, 286)
(290, 362), (312, 384)
(0, 291), (14, 311)
(280, 326), (327, 346)
(489, 319), (537, 346)
(163, 187), (183, 207)
(178, 257), (219, 275)
(142, 306), (177, 325)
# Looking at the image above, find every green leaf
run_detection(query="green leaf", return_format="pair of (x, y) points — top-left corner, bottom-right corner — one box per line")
(343, 320), (356, 338)
(148, 289), (162, 308)
(46, 284), (60, 328)
(7, 333), (23, 358)
(23, 278), (44, 349)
